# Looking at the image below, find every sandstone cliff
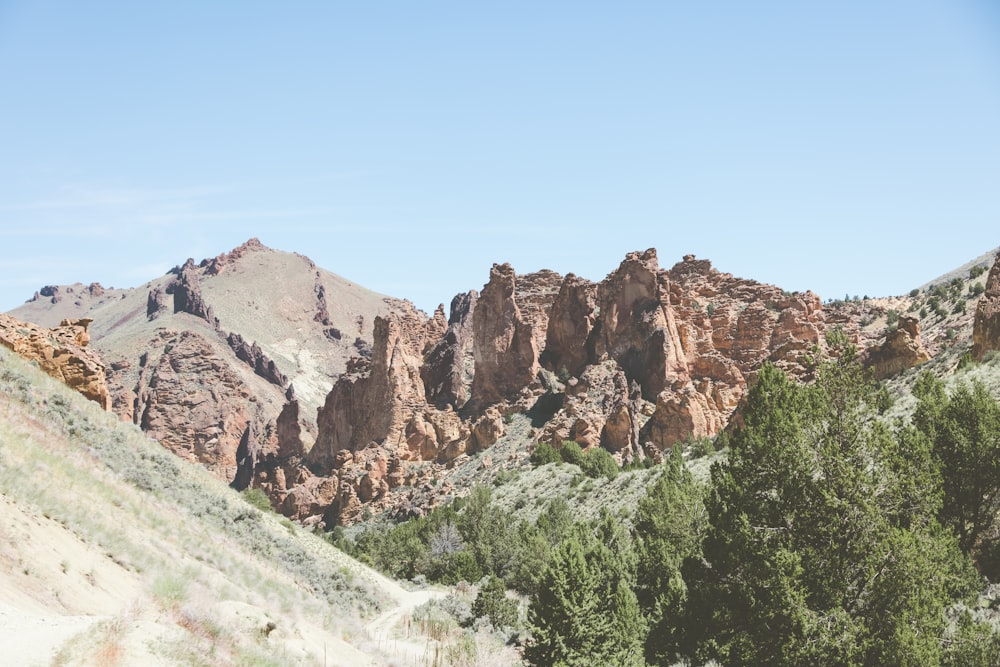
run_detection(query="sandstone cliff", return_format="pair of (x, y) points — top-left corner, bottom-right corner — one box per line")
(281, 249), (842, 524)
(0, 314), (112, 410)
(12, 239), (408, 493)
(973, 254), (1000, 360)
(864, 315), (931, 379)
(15, 239), (987, 528)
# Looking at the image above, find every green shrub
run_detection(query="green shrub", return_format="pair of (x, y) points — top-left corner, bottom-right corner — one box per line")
(579, 448), (619, 480)
(472, 575), (518, 629)
(530, 442), (561, 467)
(958, 351), (976, 371)
(559, 441), (584, 466)
(241, 487), (273, 513)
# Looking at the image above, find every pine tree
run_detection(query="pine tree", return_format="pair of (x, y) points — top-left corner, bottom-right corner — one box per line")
(682, 355), (981, 666)
(525, 520), (644, 666)
(472, 574), (518, 629)
(912, 373), (1000, 568)
(634, 446), (706, 664)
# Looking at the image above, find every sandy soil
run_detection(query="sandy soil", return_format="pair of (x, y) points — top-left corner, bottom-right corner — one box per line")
(0, 491), (448, 666)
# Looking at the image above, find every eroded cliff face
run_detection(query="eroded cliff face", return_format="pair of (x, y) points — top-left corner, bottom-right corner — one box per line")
(468, 264), (544, 408)
(973, 254), (1000, 361)
(274, 248), (849, 524)
(0, 314), (111, 410)
(132, 330), (273, 482)
(307, 304), (440, 471)
(538, 251), (827, 460)
(864, 316), (931, 379)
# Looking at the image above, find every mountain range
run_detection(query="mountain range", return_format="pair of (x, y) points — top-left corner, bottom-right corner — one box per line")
(6, 239), (1000, 528)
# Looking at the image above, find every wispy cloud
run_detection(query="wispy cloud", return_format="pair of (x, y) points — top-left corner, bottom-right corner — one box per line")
(0, 183), (242, 213)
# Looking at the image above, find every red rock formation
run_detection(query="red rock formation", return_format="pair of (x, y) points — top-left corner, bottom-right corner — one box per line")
(513, 269), (564, 352)
(469, 264), (543, 408)
(226, 332), (289, 387)
(422, 291), (478, 409)
(973, 254), (1000, 360)
(203, 237), (266, 275)
(542, 274), (598, 378)
(134, 330), (266, 482)
(307, 304), (436, 471)
(169, 261), (217, 325)
(864, 316), (931, 379)
(0, 314), (112, 410)
(594, 249), (686, 400)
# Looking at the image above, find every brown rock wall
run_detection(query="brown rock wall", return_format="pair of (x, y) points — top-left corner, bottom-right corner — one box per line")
(973, 254), (1000, 360)
(0, 314), (112, 410)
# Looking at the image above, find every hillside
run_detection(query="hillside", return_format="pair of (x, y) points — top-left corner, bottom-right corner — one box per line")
(0, 344), (470, 666)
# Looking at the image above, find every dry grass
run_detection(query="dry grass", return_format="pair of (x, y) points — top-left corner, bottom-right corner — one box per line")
(0, 346), (427, 665)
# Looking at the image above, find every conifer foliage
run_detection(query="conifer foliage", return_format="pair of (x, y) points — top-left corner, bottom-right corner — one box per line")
(682, 353), (981, 665)
(525, 516), (644, 667)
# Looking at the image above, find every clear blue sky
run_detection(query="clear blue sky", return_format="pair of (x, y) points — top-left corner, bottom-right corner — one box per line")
(1, 1), (998, 314)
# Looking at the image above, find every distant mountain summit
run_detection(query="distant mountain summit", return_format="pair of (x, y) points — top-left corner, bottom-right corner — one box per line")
(12, 238), (411, 483)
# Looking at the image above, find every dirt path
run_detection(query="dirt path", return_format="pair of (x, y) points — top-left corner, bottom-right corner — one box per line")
(364, 588), (446, 666)
(285, 529), (450, 666)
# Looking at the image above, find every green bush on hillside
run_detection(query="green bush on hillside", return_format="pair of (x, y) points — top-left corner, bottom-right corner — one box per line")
(530, 441), (561, 466)
(241, 487), (274, 513)
(558, 440), (584, 466)
(579, 447), (619, 480)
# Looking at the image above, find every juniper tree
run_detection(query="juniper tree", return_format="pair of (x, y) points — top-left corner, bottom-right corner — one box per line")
(682, 354), (981, 666)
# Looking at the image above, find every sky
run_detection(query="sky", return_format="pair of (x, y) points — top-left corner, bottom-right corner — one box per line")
(1, 1), (998, 315)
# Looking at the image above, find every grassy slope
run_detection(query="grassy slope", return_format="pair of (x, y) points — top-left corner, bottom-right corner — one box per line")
(0, 345), (445, 666)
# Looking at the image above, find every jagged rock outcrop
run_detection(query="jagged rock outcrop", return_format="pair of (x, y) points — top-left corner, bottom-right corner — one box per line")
(513, 269), (564, 352)
(469, 264), (543, 407)
(594, 249), (686, 400)
(169, 260), (217, 325)
(421, 291), (478, 409)
(542, 274), (598, 378)
(973, 254), (1000, 360)
(146, 287), (168, 321)
(226, 332), (288, 387)
(29, 282), (106, 305)
(540, 360), (640, 456)
(203, 237), (266, 275)
(307, 306), (435, 471)
(134, 330), (269, 482)
(0, 314), (112, 410)
(18, 236), (913, 527)
(864, 316), (931, 379)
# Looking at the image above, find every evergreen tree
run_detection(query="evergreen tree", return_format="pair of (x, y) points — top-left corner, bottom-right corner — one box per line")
(472, 574), (518, 629)
(682, 355), (981, 666)
(526, 520), (644, 667)
(634, 446), (706, 664)
(912, 373), (1000, 568)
